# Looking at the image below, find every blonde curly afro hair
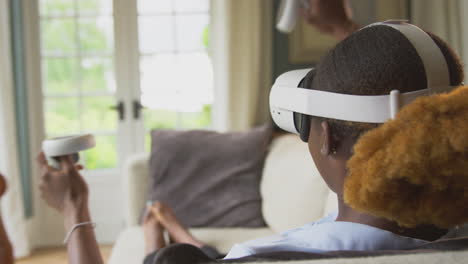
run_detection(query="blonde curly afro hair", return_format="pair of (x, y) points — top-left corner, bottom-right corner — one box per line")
(345, 86), (468, 229)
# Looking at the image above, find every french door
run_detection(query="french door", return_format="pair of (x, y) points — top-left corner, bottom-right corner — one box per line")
(38, 0), (212, 173)
(35, 0), (213, 241)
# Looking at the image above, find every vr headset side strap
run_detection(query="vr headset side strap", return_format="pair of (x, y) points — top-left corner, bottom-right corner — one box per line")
(271, 85), (457, 123)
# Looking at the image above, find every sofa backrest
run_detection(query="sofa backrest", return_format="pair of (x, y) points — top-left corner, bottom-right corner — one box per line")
(122, 134), (337, 228)
(123, 153), (151, 226)
(261, 135), (337, 233)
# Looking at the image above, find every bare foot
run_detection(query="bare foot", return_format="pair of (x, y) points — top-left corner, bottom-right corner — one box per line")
(151, 202), (205, 248)
(142, 206), (166, 255)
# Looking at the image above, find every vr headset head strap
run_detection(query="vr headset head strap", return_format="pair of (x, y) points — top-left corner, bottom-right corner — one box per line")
(270, 21), (454, 141)
(367, 20), (450, 87)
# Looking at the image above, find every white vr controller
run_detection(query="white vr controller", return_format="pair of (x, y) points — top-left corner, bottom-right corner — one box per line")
(42, 134), (96, 169)
(276, 0), (310, 33)
(270, 21), (456, 135)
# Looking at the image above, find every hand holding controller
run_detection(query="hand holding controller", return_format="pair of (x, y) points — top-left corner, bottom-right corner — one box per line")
(42, 134), (96, 169)
(299, 0), (357, 40)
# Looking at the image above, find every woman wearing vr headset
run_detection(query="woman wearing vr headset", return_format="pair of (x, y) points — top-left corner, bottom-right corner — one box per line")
(225, 20), (467, 258)
(34, 1), (468, 264)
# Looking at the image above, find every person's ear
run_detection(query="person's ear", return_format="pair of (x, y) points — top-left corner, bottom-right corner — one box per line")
(320, 121), (332, 156)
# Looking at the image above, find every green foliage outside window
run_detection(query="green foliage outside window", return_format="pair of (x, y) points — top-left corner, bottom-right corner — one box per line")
(41, 0), (212, 170)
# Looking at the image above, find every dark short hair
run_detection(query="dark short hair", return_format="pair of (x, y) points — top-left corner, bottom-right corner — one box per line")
(303, 25), (464, 145)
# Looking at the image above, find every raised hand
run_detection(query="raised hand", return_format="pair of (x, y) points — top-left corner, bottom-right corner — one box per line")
(301, 0), (359, 40)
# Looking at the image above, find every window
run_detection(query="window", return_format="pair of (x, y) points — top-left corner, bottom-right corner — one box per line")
(39, 0), (117, 169)
(137, 0), (213, 148)
(32, 0), (213, 242)
(38, 0), (213, 169)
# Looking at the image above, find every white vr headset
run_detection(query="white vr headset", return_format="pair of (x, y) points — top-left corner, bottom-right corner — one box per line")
(270, 21), (457, 142)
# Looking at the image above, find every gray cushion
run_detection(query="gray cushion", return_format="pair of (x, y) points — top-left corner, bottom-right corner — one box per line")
(148, 125), (272, 227)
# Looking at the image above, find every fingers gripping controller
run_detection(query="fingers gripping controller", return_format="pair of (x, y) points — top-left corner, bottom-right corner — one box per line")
(42, 134), (96, 169)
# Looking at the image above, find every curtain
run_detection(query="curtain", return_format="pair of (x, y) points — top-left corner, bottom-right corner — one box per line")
(0, 0), (31, 258)
(210, 0), (273, 131)
(411, 0), (468, 77)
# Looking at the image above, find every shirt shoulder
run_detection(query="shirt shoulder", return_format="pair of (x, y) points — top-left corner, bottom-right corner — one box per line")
(223, 243), (256, 259)
(223, 211), (338, 259)
(223, 211), (430, 259)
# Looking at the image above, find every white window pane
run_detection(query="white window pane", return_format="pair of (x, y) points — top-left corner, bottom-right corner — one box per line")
(140, 53), (213, 112)
(78, 0), (113, 15)
(176, 15), (209, 51)
(82, 135), (117, 169)
(140, 54), (177, 109)
(174, 0), (209, 13)
(180, 107), (211, 128)
(42, 58), (78, 94)
(79, 17), (114, 54)
(81, 57), (116, 93)
(45, 97), (80, 136)
(82, 96), (117, 131)
(138, 0), (172, 14)
(40, 0), (75, 16)
(41, 18), (77, 55)
(138, 16), (175, 54)
(143, 109), (178, 130)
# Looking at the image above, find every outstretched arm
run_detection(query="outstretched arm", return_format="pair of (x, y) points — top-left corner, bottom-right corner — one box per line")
(0, 215), (14, 264)
(302, 0), (360, 40)
(0, 174), (14, 264)
(37, 153), (103, 264)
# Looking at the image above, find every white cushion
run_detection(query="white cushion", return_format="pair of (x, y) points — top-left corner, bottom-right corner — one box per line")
(261, 135), (331, 233)
(107, 227), (146, 264)
(108, 226), (275, 264)
(123, 153), (150, 226)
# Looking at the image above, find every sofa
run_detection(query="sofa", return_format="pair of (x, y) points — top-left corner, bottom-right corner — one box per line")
(108, 134), (468, 264)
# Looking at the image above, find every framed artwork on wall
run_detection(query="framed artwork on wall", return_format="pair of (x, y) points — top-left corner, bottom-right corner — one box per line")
(289, 0), (409, 64)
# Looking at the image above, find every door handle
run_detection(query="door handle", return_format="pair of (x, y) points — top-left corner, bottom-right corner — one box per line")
(110, 101), (125, 121)
(133, 100), (145, 120)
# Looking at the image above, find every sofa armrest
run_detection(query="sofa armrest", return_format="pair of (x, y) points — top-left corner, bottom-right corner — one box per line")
(123, 153), (150, 227)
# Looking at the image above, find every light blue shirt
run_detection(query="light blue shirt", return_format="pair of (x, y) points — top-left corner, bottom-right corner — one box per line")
(224, 211), (433, 259)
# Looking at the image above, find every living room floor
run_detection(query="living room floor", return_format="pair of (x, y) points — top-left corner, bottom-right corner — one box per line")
(16, 245), (113, 264)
